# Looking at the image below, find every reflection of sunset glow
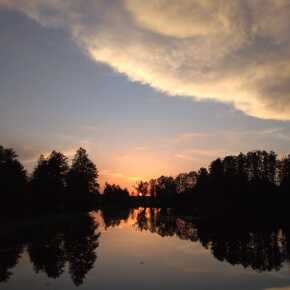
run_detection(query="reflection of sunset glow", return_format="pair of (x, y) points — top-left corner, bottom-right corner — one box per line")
(90, 208), (160, 231)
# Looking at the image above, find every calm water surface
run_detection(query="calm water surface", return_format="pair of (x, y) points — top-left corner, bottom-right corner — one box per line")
(1, 208), (290, 290)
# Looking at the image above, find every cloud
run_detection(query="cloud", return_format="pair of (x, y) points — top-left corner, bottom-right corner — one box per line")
(2, 0), (290, 119)
(175, 128), (290, 144)
(175, 148), (227, 161)
(172, 127), (290, 168)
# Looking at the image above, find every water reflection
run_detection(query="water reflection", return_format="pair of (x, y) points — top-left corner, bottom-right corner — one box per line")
(0, 213), (100, 286)
(133, 208), (290, 272)
(1, 208), (290, 288)
(101, 207), (131, 229)
(0, 239), (23, 282)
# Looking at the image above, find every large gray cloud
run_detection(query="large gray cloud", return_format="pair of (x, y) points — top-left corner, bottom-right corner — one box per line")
(1, 0), (290, 120)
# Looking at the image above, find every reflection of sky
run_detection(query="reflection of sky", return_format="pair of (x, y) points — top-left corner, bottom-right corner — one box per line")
(1, 9), (290, 189)
(2, 210), (290, 290)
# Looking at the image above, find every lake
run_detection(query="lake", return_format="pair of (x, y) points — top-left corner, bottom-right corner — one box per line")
(1, 207), (290, 290)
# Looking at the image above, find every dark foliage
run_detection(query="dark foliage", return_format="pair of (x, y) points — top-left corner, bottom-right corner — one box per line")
(67, 148), (99, 193)
(66, 148), (99, 208)
(0, 146), (27, 209)
(1, 145), (290, 214)
(102, 183), (130, 205)
(29, 151), (69, 210)
(0, 145), (100, 213)
(136, 150), (290, 214)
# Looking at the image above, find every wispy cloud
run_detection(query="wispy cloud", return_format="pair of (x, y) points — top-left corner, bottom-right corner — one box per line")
(171, 127), (290, 168)
(175, 148), (227, 161)
(175, 127), (290, 144)
(1, 0), (290, 120)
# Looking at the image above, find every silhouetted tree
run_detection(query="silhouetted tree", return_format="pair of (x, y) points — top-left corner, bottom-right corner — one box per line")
(1, 146), (290, 214)
(194, 167), (209, 203)
(236, 153), (248, 190)
(278, 155), (290, 187)
(184, 151), (281, 212)
(66, 148), (99, 207)
(134, 181), (149, 196)
(155, 176), (176, 202)
(102, 183), (130, 205)
(148, 179), (157, 198)
(175, 171), (197, 194)
(278, 155), (290, 206)
(209, 158), (224, 187)
(265, 151), (277, 185)
(30, 151), (69, 210)
(0, 145), (27, 208)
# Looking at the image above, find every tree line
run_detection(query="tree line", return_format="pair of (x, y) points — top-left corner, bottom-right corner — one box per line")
(0, 145), (101, 212)
(0, 145), (132, 212)
(2, 145), (290, 214)
(134, 150), (290, 214)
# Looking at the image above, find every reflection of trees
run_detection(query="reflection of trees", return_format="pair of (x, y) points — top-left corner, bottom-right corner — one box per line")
(64, 215), (100, 286)
(0, 240), (23, 282)
(4, 208), (290, 286)
(135, 208), (198, 241)
(199, 225), (286, 272)
(28, 233), (65, 278)
(0, 213), (100, 286)
(101, 207), (131, 229)
(133, 208), (290, 272)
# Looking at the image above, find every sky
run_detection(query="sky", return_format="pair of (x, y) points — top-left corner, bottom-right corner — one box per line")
(1, 0), (290, 190)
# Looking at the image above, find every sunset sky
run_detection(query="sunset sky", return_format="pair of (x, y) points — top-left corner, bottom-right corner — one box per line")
(1, 1), (290, 189)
